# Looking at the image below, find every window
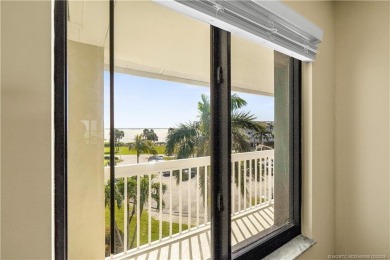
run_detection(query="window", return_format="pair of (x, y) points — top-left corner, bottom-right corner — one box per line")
(55, 0), (311, 259)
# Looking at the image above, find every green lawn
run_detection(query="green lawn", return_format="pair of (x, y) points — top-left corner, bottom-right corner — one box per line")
(104, 146), (166, 155)
(105, 205), (189, 250)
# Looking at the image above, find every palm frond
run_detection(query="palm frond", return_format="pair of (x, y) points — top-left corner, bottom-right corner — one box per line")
(165, 94), (260, 207)
(198, 94), (210, 134)
(232, 111), (261, 132)
(232, 130), (252, 153)
(231, 93), (248, 111)
(165, 122), (199, 159)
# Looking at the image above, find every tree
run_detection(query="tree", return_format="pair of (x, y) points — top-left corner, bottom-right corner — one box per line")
(104, 180), (124, 250)
(113, 129), (124, 152)
(166, 94), (261, 158)
(143, 129), (158, 142)
(165, 94), (261, 200)
(129, 134), (157, 164)
(116, 175), (167, 249)
(254, 122), (274, 150)
(254, 125), (270, 150)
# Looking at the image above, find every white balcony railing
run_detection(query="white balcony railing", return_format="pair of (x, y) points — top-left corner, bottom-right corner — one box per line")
(104, 150), (274, 258)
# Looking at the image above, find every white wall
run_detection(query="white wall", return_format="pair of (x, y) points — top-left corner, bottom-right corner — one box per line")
(1, 1), (52, 259)
(334, 1), (390, 256)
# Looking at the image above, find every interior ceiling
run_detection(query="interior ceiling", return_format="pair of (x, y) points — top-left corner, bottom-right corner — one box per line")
(67, 0), (275, 95)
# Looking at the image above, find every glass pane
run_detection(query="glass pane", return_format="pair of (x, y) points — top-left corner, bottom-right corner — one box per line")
(67, 0), (109, 258)
(111, 1), (211, 258)
(230, 34), (290, 249)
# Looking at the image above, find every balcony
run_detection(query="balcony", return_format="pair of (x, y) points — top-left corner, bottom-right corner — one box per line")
(104, 150), (274, 259)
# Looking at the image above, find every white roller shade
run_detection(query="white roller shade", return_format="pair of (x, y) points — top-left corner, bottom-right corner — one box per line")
(155, 0), (323, 61)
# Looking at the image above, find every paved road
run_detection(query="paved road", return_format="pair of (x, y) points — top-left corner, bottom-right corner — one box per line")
(116, 154), (150, 165)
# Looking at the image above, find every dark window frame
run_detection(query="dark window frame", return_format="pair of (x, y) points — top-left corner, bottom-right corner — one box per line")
(54, 1), (302, 259)
(54, 0), (68, 259)
(210, 26), (232, 260)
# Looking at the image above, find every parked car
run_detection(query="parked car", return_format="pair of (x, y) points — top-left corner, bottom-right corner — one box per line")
(183, 168), (197, 179)
(148, 156), (163, 162)
(169, 168), (197, 181)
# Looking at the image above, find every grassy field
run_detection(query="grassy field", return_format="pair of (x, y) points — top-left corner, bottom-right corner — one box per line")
(104, 146), (166, 155)
(105, 205), (189, 250)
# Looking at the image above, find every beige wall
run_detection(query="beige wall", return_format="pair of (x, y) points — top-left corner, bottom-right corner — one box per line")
(0, 0), (2, 256)
(68, 40), (105, 259)
(1, 1), (52, 259)
(288, 1), (390, 259)
(334, 1), (390, 256)
(284, 1), (336, 258)
(232, 35), (274, 95)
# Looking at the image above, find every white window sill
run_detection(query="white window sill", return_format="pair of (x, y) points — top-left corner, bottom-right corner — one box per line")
(263, 235), (316, 260)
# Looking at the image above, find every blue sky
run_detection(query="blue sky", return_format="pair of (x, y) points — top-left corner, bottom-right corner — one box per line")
(104, 72), (274, 128)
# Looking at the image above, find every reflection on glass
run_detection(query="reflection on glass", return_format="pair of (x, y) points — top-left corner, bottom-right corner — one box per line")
(231, 34), (290, 249)
(67, 0), (108, 258)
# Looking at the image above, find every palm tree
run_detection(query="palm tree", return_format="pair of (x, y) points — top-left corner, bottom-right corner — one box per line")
(114, 129), (125, 152)
(105, 135), (164, 252)
(254, 123), (274, 150)
(104, 180), (124, 251)
(143, 128), (158, 142)
(129, 134), (157, 164)
(254, 125), (269, 150)
(166, 94), (260, 158)
(116, 175), (167, 249)
(165, 94), (261, 200)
